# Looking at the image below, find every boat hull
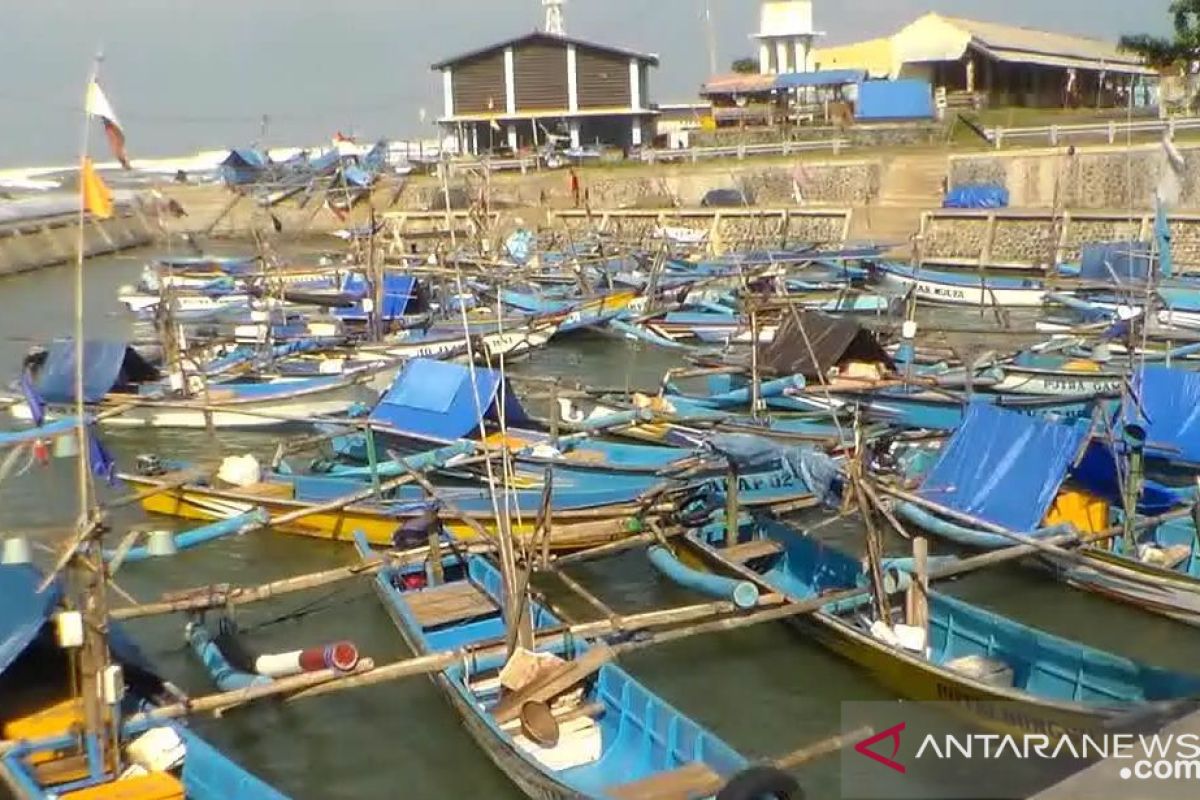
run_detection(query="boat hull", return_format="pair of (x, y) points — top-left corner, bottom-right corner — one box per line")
(129, 478), (651, 550)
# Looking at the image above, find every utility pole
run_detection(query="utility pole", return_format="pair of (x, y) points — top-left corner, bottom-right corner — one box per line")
(704, 1), (718, 76)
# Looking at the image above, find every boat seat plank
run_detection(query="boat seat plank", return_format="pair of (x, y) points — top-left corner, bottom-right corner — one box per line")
(723, 539), (783, 564)
(605, 762), (723, 800)
(492, 645), (613, 725)
(404, 582), (498, 629)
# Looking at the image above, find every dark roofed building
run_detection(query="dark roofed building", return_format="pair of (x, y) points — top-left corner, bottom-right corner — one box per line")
(433, 31), (658, 154)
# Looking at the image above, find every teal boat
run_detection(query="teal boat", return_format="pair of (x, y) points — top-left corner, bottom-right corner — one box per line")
(683, 519), (1200, 737)
(354, 537), (764, 799)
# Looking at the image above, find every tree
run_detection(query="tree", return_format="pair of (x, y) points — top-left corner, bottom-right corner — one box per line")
(1119, 0), (1200, 67)
(731, 57), (759, 74)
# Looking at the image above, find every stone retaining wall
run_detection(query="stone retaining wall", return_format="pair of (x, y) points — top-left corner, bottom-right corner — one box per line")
(948, 143), (1200, 210)
(918, 210), (1200, 271)
(0, 206), (157, 277)
(395, 159), (882, 211)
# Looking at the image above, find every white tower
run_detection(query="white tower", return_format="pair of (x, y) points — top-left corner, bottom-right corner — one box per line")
(753, 0), (821, 75)
(543, 0), (566, 36)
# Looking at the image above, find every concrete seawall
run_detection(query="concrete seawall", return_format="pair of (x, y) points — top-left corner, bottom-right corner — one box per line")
(0, 203), (157, 277)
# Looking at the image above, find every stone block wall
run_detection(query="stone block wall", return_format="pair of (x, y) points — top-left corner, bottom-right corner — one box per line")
(390, 160), (881, 212)
(948, 144), (1200, 210)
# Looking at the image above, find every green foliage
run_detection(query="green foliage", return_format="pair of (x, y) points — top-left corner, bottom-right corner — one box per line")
(731, 58), (759, 75)
(1120, 0), (1200, 66)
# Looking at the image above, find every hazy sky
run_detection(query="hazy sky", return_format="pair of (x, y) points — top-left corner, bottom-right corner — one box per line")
(0, 0), (1173, 166)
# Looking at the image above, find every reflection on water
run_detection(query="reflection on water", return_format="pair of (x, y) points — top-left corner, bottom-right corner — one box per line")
(2, 250), (1199, 799)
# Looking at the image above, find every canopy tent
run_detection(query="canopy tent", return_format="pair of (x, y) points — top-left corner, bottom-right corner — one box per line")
(369, 358), (532, 442)
(31, 340), (160, 404)
(760, 311), (893, 379)
(918, 404), (1089, 531)
(1130, 366), (1200, 467)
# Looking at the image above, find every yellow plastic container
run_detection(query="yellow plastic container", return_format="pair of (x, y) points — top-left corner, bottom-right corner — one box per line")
(62, 772), (185, 800)
(3, 698), (84, 766)
(1044, 488), (1109, 534)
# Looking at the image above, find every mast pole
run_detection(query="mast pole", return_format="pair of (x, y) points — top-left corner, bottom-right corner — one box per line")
(75, 52), (117, 782)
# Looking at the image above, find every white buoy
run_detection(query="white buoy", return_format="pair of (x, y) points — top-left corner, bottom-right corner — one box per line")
(1, 537), (32, 565)
(901, 319), (918, 340)
(145, 530), (179, 558)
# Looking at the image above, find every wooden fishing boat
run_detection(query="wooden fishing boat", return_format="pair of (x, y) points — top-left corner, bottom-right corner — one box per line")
(5, 340), (396, 430)
(992, 363), (1125, 397)
(355, 539), (753, 799)
(892, 402), (1200, 626)
(874, 263), (1048, 308)
(0, 563), (289, 799)
(119, 467), (669, 550)
(683, 520), (1200, 737)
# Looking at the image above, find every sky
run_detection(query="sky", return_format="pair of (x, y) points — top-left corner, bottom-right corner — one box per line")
(0, 0), (1174, 167)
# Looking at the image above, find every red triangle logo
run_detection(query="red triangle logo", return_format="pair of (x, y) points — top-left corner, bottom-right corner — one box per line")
(855, 722), (907, 774)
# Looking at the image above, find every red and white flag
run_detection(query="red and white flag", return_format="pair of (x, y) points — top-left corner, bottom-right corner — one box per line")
(85, 81), (130, 169)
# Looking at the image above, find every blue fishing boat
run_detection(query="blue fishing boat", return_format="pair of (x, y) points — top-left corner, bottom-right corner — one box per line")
(893, 403), (1200, 626)
(0, 563), (289, 799)
(683, 519), (1200, 736)
(354, 537), (758, 799)
(4, 339), (393, 430)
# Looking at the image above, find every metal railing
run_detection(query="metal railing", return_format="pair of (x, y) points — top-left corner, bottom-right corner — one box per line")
(984, 116), (1200, 148)
(640, 138), (851, 164)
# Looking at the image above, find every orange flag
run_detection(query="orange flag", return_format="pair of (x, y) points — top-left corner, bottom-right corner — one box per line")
(80, 157), (113, 219)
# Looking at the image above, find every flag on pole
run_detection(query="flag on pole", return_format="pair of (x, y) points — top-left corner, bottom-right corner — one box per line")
(85, 81), (130, 169)
(80, 157), (114, 219)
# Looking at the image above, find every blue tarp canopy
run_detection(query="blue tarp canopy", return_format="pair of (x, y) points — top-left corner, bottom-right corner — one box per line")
(1131, 366), (1200, 466)
(919, 403), (1088, 531)
(1079, 241), (1153, 284)
(774, 70), (865, 89)
(369, 358), (531, 442)
(220, 148), (268, 169)
(944, 184), (1010, 209)
(34, 340), (159, 404)
(334, 274), (418, 321)
(0, 564), (61, 676)
(856, 79), (934, 120)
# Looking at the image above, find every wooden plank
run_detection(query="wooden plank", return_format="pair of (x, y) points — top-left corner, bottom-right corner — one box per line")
(404, 582), (497, 629)
(491, 645), (613, 726)
(723, 540), (783, 565)
(605, 762), (723, 800)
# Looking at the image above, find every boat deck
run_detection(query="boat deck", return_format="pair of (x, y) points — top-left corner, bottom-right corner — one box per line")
(404, 582), (497, 629)
(723, 540), (784, 564)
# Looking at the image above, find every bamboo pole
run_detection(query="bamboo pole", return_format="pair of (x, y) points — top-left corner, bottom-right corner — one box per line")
(554, 568), (619, 622)
(108, 541), (499, 620)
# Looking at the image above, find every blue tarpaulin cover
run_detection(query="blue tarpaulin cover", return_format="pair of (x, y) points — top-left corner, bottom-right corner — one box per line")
(1131, 366), (1200, 466)
(335, 274), (417, 321)
(36, 340), (136, 403)
(0, 564), (61, 675)
(919, 403), (1088, 531)
(855, 79), (933, 120)
(370, 358), (530, 441)
(1079, 241), (1153, 283)
(943, 184), (1010, 209)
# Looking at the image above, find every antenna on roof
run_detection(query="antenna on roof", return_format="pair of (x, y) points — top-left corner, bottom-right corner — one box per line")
(543, 0), (566, 36)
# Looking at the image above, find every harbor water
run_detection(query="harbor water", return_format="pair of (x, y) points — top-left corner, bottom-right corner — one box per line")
(4, 249), (1200, 799)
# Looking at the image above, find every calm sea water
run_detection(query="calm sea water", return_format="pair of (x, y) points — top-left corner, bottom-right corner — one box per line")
(2, 250), (1199, 799)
